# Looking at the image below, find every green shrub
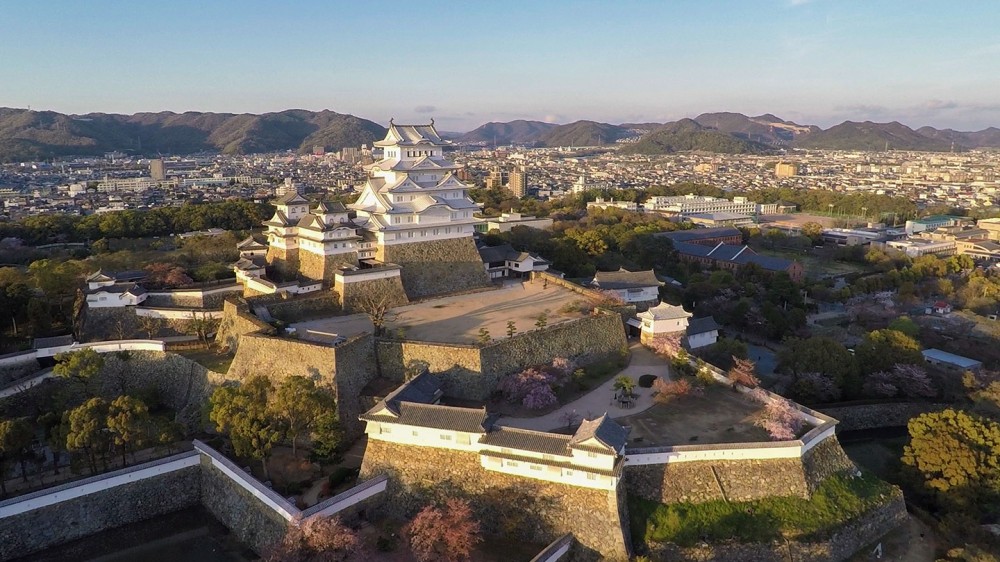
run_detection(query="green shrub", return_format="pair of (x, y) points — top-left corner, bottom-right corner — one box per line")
(328, 466), (358, 489)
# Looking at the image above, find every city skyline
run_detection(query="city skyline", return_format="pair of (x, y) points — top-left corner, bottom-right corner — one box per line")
(3, 1), (1000, 131)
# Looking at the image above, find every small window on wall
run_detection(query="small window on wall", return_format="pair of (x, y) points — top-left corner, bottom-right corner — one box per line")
(381, 426), (392, 434)
(586, 473), (598, 481)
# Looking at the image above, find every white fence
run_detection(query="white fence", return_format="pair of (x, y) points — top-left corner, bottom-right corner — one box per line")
(146, 284), (243, 299)
(134, 308), (224, 320)
(0, 451), (201, 518)
(35, 339), (166, 359)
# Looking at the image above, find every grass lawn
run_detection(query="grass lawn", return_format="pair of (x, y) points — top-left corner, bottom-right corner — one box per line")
(749, 245), (867, 279)
(630, 472), (897, 547)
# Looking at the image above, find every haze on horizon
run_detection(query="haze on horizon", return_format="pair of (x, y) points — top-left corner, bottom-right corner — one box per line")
(2, 0), (1000, 133)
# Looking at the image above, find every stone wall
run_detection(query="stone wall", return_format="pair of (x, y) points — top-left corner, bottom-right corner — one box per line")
(378, 237), (491, 299)
(480, 312), (628, 395)
(215, 298), (276, 351)
(227, 333), (377, 441)
(0, 355), (41, 385)
(626, 436), (857, 504)
(375, 312), (627, 401)
(263, 292), (342, 323)
(95, 351), (227, 430)
(338, 275), (409, 314)
(143, 284), (241, 308)
(626, 457), (810, 504)
(298, 249), (358, 284)
(266, 244), (299, 280)
(0, 464), (201, 560)
(644, 491), (907, 562)
(199, 457), (289, 555)
(360, 439), (631, 561)
(817, 402), (946, 432)
(376, 340), (485, 399)
(79, 307), (209, 342)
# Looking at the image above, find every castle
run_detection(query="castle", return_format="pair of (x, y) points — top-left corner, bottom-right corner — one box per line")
(235, 120), (490, 301)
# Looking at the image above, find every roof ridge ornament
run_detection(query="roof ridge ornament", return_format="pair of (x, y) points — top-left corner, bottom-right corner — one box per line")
(389, 117), (394, 126)
(430, 118), (434, 126)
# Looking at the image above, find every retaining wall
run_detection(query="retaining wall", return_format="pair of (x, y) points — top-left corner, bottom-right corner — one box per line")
(144, 284), (242, 308)
(215, 298), (276, 351)
(378, 237), (491, 299)
(816, 401), (947, 432)
(360, 439), (630, 561)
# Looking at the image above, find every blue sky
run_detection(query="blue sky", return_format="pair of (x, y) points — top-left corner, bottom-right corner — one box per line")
(2, 1), (1000, 131)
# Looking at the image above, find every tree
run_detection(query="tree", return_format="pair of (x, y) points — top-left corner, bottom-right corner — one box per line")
(137, 315), (164, 339)
(523, 384), (558, 410)
(535, 311), (548, 329)
(648, 333), (682, 358)
(863, 364), (937, 399)
(791, 372), (842, 403)
(778, 336), (860, 397)
(506, 320), (517, 338)
(407, 499), (481, 562)
(613, 375), (637, 395)
(855, 329), (924, 375)
(355, 287), (395, 337)
(263, 516), (359, 562)
(748, 389), (804, 441)
(887, 315), (920, 338)
(271, 376), (331, 458)
(727, 357), (760, 388)
(0, 418), (34, 494)
(309, 411), (342, 462)
(652, 378), (692, 403)
(106, 395), (150, 466)
(477, 328), (491, 346)
(902, 409), (1000, 511)
(53, 348), (105, 383)
(186, 312), (216, 344)
(65, 398), (110, 473)
(210, 377), (284, 478)
(801, 221), (824, 242)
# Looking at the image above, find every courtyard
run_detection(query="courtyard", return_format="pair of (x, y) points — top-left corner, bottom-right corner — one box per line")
(292, 280), (592, 345)
(615, 384), (775, 447)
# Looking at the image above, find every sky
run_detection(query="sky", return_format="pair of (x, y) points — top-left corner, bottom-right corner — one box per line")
(2, 1), (1000, 132)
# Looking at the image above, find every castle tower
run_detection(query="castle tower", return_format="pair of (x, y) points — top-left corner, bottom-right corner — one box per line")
(295, 201), (361, 283)
(263, 192), (309, 279)
(349, 120), (490, 298)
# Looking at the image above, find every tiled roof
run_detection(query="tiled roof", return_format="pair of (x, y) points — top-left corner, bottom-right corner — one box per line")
(274, 192), (308, 205)
(655, 227), (741, 243)
(361, 403), (499, 434)
(315, 201), (347, 213)
(686, 316), (720, 336)
(478, 244), (518, 263)
(479, 427), (572, 457)
(570, 414), (628, 453)
(236, 236), (267, 249)
(592, 268), (661, 290)
(640, 302), (691, 321)
(672, 241), (797, 273)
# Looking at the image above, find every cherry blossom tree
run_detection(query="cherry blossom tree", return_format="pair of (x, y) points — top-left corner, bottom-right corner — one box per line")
(523, 384), (558, 410)
(727, 357), (760, 388)
(262, 516), (359, 562)
(792, 372), (842, 403)
(648, 334), (683, 358)
(863, 364), (937, 399)
(748, 388), (804, 441)
(652, 378), (693, 403)
(407, 499), (481, 562)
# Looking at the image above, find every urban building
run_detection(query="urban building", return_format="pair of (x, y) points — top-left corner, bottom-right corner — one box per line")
(475, 211), (553, 233)
(509, 166), (528, 197)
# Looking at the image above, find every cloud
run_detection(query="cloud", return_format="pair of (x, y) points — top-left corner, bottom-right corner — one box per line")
(414, 105), (436, 113)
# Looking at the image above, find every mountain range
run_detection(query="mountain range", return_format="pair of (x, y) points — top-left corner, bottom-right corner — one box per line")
(0, 108), (386, 162)
(2, 106), (1000, 161)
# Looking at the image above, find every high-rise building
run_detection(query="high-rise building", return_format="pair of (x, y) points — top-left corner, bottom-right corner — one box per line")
(774, 162), (798, 177)
(484, 166), (507, 190)
(509, 166), (528, 197)
(149, 159), (165, 181)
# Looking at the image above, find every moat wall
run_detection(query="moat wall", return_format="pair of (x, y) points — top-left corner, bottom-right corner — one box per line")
(816, 401), (947, 432)
(378, 237), (491, 299)
(359, 439), (631, 561)
(0, 454), (202, 561)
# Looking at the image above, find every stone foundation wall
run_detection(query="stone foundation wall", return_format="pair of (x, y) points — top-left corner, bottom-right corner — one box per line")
(266, 245), (299, 280)
(227, 333), (377, 440)
(378, 237), (491, 299)
(215, 298), (276, 351)
(376, 340), (485, 399)
(0, 356), (41, 385)
(481, 312), (628, 395)
(298, 249), (358, 284)
(802, 437), (858, 493)
(264, 293), (342, 323)
(0, 465), (201, 560)
(816, 402), (946, 432)
(626, 436), (856, 504)
(199, 458), (288, 555)
(360, 439), (630, 561)
(645, 491), (907, 562)
(626, 457), (810, 504)
(338, 276), (409, 314)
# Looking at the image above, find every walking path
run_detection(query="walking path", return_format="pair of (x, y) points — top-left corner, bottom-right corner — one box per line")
(499, 343), (671, 432)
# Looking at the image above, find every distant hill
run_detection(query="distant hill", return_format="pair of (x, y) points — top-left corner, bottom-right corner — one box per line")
(915, 126), (1000, 149)
(621, 119), (773, 155)
(693, 112), (818, 145)
(537, 120), (630, 147)
(793, 121), (953, 151)
(0, 108), (386, 162)
(458, 120), (556, 145)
